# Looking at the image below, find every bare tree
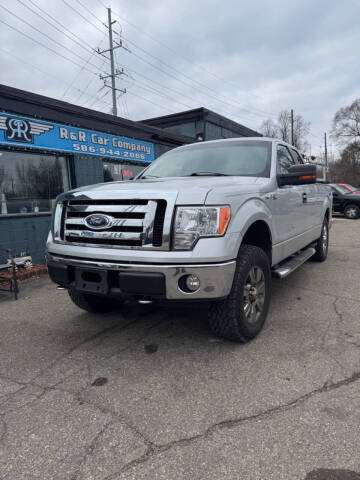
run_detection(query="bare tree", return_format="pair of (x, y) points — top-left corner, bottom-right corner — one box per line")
(259, 119), (278, 138)
(328, 141), (360, 185)
(293, 114), (310, 151)
(277, 110), (291, 143)
(259, 110), (310, 151)
(332, 98), (360, 145)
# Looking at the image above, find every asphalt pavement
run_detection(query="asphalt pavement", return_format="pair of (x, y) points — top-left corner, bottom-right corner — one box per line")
(0, 217), (360, 480)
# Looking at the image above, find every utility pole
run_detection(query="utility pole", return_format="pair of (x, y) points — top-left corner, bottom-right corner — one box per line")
(324, 132), (328, 181)
(107, 8), (117, 116)
(291, 109), (294, 146)
(97, 8), (128, 116)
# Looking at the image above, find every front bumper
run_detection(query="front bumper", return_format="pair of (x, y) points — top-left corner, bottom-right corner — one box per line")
(47, 253), (236, 301)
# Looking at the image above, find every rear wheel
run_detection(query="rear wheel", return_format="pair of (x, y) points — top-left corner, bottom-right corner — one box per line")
(68, 289), (124, 313)
(344, 204), (360, 219)
(312, 218), (329, 262)
(209, 245), (271, 342)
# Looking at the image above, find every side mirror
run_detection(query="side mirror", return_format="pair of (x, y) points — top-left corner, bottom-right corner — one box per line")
(278, 164), (316, 187)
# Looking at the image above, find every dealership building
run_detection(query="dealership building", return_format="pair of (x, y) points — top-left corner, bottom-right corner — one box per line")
(0, 84), (260, 264)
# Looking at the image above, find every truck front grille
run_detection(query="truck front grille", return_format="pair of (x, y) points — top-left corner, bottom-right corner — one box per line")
(63, 199), (167, 249)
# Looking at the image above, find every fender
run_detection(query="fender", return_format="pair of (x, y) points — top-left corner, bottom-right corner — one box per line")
(228, 196), (274, 254)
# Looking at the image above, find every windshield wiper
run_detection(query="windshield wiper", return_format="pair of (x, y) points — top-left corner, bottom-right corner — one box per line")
(189, 171), (229, 176)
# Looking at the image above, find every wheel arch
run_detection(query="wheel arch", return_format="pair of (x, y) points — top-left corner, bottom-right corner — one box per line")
(240, 219), (273, 264)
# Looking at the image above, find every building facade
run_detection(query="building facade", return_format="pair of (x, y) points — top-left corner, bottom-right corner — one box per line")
(0, 86), (261, 265)
(142, 107), (261, 141)
(0, 85), (194, 263)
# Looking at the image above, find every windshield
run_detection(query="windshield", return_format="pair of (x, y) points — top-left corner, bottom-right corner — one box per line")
(343, 184), (358, 192)
(140, 141), (272, 179)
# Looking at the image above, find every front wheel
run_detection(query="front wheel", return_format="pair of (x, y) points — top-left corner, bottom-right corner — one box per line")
(68, 289), (124, 313)
(209, 245), (271, 342)
(344, 204), (360, 219)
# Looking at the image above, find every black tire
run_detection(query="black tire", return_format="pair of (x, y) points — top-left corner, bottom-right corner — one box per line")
(208, 245), (271, 342)
(312, 218), (329, 262)
(68, 289), (124, 313)
(344, 204), (360, 219)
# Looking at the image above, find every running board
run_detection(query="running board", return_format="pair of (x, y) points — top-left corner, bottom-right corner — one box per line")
(272, 247), (316, 279)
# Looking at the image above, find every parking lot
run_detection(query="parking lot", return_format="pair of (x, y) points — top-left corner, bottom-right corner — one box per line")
(0, 217), (359, 480)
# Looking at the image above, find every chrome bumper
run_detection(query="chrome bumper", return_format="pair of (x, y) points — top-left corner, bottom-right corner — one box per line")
(47, 253), (236, 300)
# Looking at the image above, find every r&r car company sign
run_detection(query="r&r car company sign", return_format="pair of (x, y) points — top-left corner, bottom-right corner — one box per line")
(0, 112), (154, 163)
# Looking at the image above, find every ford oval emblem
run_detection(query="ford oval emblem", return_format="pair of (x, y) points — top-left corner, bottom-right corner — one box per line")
(84, 214), (113, 230)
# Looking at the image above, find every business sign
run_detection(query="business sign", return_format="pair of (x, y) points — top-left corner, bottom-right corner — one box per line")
(0, 112), (154, 163)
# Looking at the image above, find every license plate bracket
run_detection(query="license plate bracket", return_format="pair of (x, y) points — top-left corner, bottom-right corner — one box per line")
(74, 268), (109, 295)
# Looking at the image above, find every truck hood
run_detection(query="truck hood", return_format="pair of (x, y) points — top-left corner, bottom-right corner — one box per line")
(60, 176), (270, 205)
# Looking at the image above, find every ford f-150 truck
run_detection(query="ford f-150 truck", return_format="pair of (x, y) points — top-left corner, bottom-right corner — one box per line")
(46, 137), (332, 342)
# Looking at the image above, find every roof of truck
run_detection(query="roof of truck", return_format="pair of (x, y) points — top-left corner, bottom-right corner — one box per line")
(176, 136), (289, 147)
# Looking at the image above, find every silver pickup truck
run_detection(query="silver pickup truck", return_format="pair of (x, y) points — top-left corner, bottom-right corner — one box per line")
(47, 137), (332, 342)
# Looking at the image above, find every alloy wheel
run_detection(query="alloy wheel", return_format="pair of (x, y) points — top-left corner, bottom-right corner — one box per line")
(243, 266), (265, 324)
(346, 207), (357, 218)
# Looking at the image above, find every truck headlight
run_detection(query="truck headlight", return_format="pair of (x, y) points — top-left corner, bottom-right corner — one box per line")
(173, 206), (230, 250)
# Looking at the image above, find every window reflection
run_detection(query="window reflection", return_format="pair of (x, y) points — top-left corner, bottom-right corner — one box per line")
(0, 150), (69, 215)
(103, 160), (146, 182)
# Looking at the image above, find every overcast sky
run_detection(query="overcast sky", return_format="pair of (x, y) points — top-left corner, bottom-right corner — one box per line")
(0, 0), (359, 157)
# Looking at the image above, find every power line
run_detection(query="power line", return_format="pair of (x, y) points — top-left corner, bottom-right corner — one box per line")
(28, 0), (99, 53)
(75, 0), (107, 27)
(129, 77), (194, 110)
(80, 1), (277, 122)
(122, 35), (273, 120)
(62, 31), (107, 100)
(11, 0), (129, 114)
(122, 49), (260, 129)
(74, 0), (121, 36)
(84, 86), (109, 109)
(125, 64), (274, 124)
(14, 0), (109, 101)
(0, 18), (100, 75)
(5, 0), (327, 137)
(84, 2), (311, 130)
(0, 47), (114, 112)
(60, 0), (105, 35)
(126, 67), (198, 106)
(127, 90), (174, 114)
(1, 4), (105, 74)
(94, 0), (265, 103)
(122, 95), (130, 118)
(16, 0), (97, 58)
(61, 48), (102, 100)
(70, 53), (107, 103)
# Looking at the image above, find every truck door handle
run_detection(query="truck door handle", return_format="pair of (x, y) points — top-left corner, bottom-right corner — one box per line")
(302, 192), (307, 203)
(265, 194), (278, 200)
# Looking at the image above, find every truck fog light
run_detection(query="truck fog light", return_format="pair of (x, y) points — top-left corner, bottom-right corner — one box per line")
(185, 274), (200, 292)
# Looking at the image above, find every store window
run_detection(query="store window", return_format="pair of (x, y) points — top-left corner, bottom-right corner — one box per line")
(0, 150), (69, 215)
(103, 160), (146, 182)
